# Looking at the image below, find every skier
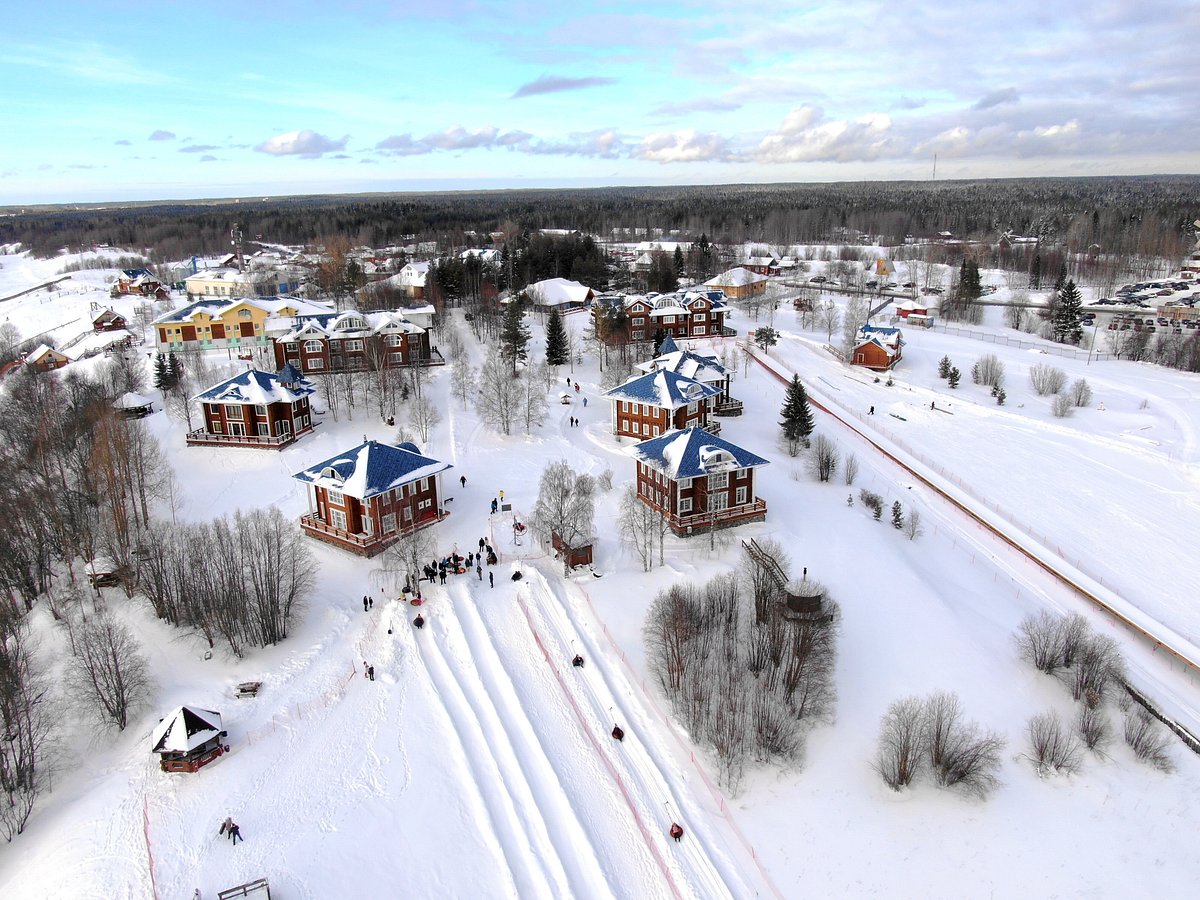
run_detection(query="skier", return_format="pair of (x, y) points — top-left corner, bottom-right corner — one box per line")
(931, 401), (936, 410)
(229, 823), (243, 845)
(491, 498), (498, 514)
(368, 666), (375, 682)
(669, 823), (684, 842)
(869, 406), (874, 415)
(460, 475), (467, 488)
(219, 816), (233, 838)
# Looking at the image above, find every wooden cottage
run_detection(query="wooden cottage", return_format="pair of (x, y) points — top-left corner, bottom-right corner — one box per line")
(705, 267), (769, 299)
(92, 307), (129, 332)
(188, 366), (315, 449)
(25, 344), (69, 372)
(150, 705), (228, 773)
(292, 440), (452, 557)
(273, 310), (431, 375)
(597, 289), (730, 345)
(631, 427), (769, 536)
(551, 531), (593, 569)
(114, 269), (168, 299)
(851, 324), (904, 371)
(604, 369), (722, 440)
(523, 278), (595, 312)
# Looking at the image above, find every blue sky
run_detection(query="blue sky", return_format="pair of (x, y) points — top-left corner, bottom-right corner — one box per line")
(2, 0), (1197, 204)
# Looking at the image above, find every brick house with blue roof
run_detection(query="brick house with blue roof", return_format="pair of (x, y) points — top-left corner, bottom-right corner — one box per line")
(631, 426), (769, 535)
(292, 440), (452, 556)
(188, 366), (315, 449)
(603, 369), (722, 440)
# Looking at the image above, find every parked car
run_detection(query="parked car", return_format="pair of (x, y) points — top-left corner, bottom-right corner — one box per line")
(809, 275), (827, 283)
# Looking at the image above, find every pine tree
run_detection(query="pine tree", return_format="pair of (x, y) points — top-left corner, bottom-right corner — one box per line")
(938, 355), (952, 379)
(152, 353), (168, 391)
(891, 501), (904, 530)
(995, 387), (1006, 405)
(1052, 279), (1084, 345)
(1054, 260), (1068, 294)
(544, 309), (568, 366)
(500, 299), (531, 374)
(164, 354), (182, 391)
(673, 246), (685, 279)
(948, 366), (961, 388)
(779, 374), (815, 452)
(1029, 254), (1042, 290)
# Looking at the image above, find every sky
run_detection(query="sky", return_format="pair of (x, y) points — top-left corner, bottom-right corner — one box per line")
(1, 0), (1197, 205)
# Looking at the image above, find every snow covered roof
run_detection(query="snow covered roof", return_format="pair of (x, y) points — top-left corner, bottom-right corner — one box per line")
(705, 267), (768, 288)
(632, 427), (769, 480)
(275, 309), (424, 343)
(150, 706), (223, 754)
(639, 349), (729, 383)
(154, 296), (332, 325)
(895, 300), (929, 312)
(657, 335), (680, 355)
(194, 369), (315, 405)
(26, 344), (65, 363)
(525, 277), (595, 307)
(293, 440), (452, 500)
(621, 289), (728, 313)
(277, 361), (306, 385)
(855, 324), (904, 355)
(604, 369), (721, 409)
(113, 391), (153, 410)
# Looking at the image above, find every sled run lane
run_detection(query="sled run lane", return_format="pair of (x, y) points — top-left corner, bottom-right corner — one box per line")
(493, 565), (778, 900)
(412, 582), (669, 900)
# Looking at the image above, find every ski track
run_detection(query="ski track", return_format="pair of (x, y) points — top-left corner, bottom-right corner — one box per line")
(413, 605), (567, 899)
(449, 584), (658, 900)
(512, 566), (756, 900)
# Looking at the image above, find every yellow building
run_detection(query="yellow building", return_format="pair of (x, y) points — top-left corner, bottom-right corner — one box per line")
(152, 297), (332, 352)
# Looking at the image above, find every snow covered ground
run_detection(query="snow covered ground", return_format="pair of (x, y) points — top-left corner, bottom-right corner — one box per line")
(1, 249), (1199, 899)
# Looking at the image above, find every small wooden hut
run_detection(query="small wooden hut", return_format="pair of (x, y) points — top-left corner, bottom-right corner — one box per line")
(150, 705), (227, 773)
(551, 531), (594, 569)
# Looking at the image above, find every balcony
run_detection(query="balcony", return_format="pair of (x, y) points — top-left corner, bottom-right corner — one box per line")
(713, 397), (744, 417)
(186, 427), (306, 449)
(666, 497), (767, 536)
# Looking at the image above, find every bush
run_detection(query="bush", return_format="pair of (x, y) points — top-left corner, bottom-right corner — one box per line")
(859, 489), (883, 519)
(925, 691), (1004, 798)
(1123, 709), (1174, 772)
(1026, 711), (1082, 776)
(971, 354), (1005, 388)
(1077, 705), (1112, 752)
(809, 434), (838, 482)
(1070, 378), (1093, 407)
(875, 696), (927, 790)
(1030, 363), (1067, 395)
(1051, 394), (1075, 418)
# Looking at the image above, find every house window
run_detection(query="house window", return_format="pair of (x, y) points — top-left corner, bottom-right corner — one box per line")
(327, 489), (344, 506)
(254, 404), (267, 417)
(345, 340), (364, 352)
(224, 404), (243, 419)
(694, 311), (707, 321)
(736, 486), (748, 505)
(304, 340), (323, 353)
(632, 331), (644, 340)
(211, 420), (223, 433)
(330, 509), (347, 531)
(641, 422), (649, 435)
(238, 309), (252, 318)
(418, 499), (431, 511)
(385, 334), (403, 347)
(286, 342), (298, 353)
(258, 423), (270, 436)
(692, 326), (706, 335)
(277, 420), (292, 436)
(679, 496), (692, 513)
(662, 315), (674, 324)
(307, 359), (325, 370)
(709, 472), (728, 490)
(382, 513), (397, 534)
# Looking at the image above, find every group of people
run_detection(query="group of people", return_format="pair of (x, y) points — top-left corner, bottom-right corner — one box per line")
(218, 816), (243, 845)
(568, 416), (581, 427)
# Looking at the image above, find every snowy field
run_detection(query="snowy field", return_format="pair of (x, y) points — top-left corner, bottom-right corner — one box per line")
(1, 248), (1199, 899)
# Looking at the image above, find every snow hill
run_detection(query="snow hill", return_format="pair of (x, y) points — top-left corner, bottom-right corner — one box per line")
(0, 249), (1198, 898)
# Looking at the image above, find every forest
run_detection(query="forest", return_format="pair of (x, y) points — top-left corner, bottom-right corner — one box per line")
(2, 176), (1197, 264)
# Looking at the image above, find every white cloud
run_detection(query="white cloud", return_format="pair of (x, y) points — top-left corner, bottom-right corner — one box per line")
(255, 130), (348, 158)
(636, 130), (731, 163)
(755, 107), (895, 163)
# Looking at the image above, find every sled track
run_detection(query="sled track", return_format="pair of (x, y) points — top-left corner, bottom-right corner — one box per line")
(745, 345), (1200, 682)
(511, 568), (766, 899)
(415, 597), (631, 899)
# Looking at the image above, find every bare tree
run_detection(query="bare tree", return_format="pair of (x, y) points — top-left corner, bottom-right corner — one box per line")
(1077, 705), (1112, 753)
(1030, 363), (1067, 396)
(0, 617), (55, 841)
(970, 353), (1005, 389)
(618, 484), (659, 572)
(875, 696), (928, 790)
(67, 612), (149, 731)
(475, 350), (519, 435)
(450, 361), (475, 409)
(815, 301), (840, 343)
(378, 523), (438, 595)
(1070, 378), (1093, 407)
(843, 453), (859, 486)
(924, 691), (1004, 798)
(644, 584), (702, 695)
(519, 370), (549, 434)
(1069, 633), (1124, 706)
(408, 392), (442, 443)
(841, 297), (870, 354)
(1016, 610), (1067, 674)
(809, 433), (839, 482)
(237, 507), (316, 646)
(1123, 709), (1174, 772)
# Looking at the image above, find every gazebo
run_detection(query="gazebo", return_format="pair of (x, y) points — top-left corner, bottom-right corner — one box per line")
(113, 392), (155, 419)
(150, 705), (228, 773)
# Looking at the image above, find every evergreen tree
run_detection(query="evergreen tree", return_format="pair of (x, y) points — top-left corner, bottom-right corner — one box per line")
(1028, 254), (1042, 290)
(1054, 260), (1068, 294)
(152, 353), (168, 391)
(947, 366), (961, 388)
(1052, 279), (1085, 345)
(652, 328), (668, 356)
(500, 298), (531, 374)
(938, 355), (952, 379)
(754, 326), (779, 350)
(544, 309), (569, 366)
(891, 501), (904, 530)
(694, 233), (714, 278)
(673, 246), (685, 280)
(779, 374), (815, 452)
(164, 354), (182, 391)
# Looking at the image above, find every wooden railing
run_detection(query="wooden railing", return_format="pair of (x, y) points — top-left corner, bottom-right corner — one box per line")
(186, 429), (295, 447)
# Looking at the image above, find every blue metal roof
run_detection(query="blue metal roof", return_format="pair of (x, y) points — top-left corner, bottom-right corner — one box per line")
(293, 440), (452, 499)
(657, 334), (680, 355)
(603, 369), (721, 408)
(632, 426), (769, 479)
(194, 368), (314, 404)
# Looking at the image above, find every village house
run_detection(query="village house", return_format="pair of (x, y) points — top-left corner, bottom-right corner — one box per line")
(92, 307), (129, 332)
(188, 365), (315, 449)
(273, 309), (433, 374)
(25, 344), (70, 372)
(594, 289), (731, 345)
(638, 336), (742, 417)
(151, 296), (333, 352)
(704, 267), (769, 300)
(292, 439), (452, 557)
(604, 368), (722, 440)
(113, 268), (169, 299)
(894, 299), (934, 320)
(395, 261), (432, 299)
(851, 324), (904, 370)
(151, 705), (228, 773)
(184, 264), (303, 301)
(523, 277), (595, 312)
(741, 255), (777, 276)
(631, 426), (769, 535)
